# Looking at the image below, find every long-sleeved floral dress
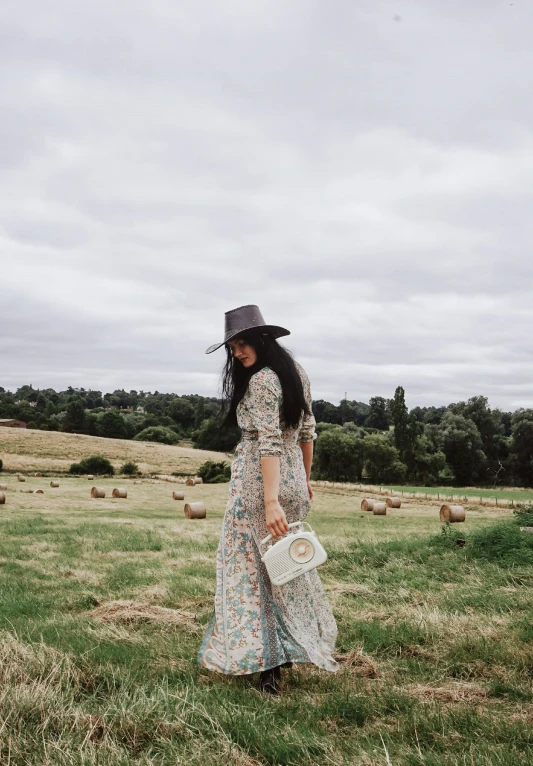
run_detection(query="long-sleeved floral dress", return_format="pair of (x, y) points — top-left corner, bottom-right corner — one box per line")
(198, 364), (338, 675)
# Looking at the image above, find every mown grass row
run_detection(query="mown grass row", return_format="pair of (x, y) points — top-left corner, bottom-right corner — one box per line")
(0, 488), (532, 764)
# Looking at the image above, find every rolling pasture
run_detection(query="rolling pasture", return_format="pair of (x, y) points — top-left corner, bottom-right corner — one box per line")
(0, 431), (532, 764)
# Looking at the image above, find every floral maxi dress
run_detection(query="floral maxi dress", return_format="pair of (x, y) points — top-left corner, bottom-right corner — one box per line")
(198, 365), (338, 675)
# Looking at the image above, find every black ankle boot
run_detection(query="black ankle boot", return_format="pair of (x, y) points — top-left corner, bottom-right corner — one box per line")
(259, 666), (280, 695)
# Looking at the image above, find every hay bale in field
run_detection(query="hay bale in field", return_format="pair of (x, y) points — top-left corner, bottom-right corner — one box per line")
(50, 481), (59, 488)
(151, 480), (160, 484)
(172, 491), (185, 501)
(112, 488), (127, 498)
(87, 475), (94, 480)
(133, 480), (142, 484)
(184, 502), (206, 519)
(372, 502), (387, 515)
(91, 487), (105, 499)
(35, 489), (44, 494)
(185, 478), (195, 487)
(193, 477), (203, 485)
(0, 492), (5, 505)
(0, 484), (7, 491)
(34, 472), (42, 477)
(440, 504), (465, 523)
(386, 497), (401, 508)
(17, 475), (25, 482)
(361, 499), (374, 512)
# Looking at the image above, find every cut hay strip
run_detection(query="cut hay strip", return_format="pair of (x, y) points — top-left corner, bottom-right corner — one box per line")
(90, 600), (195, 625)
(333, 650), (379, 678)
(172, 491), (185, 500)
(184, 502), (206, 519)
(50, 481), (59, 488)
(372, 502), (387, 515)
(91, 487), (105, 499)
(386, 497), (401, 508)
(407, 682), (487, 703)
(361, 499), (374, 512)
(112, 488), (127, 498)
(440, 504), (465, 522)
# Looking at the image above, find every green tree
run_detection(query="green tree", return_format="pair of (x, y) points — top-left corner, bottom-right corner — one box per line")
(313, 429), (364, 482)
(134, 426), (180, 445)
(363, 435), (406, 484)
(64, 398), (86, 433)
(510, 410), (533, 486)
(97, 410), (127, 440)
(436, 412), (486, 485)
(366, 397), (390, 431)
(193, 419), (240, 452)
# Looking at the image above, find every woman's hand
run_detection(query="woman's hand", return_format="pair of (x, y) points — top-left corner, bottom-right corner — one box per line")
(265, 499), (289, 539)
(307, 480), (314, 501)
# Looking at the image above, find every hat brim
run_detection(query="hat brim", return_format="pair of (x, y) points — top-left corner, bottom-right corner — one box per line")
(205, 326), (290, 354)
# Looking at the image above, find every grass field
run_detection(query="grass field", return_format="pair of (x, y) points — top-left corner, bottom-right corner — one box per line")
(1, 433), (533, 763)
(385, 484), (533, 503)
(0, 427), (228, 476)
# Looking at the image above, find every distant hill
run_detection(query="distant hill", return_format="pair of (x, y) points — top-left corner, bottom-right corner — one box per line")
(0, 428), (229, 476)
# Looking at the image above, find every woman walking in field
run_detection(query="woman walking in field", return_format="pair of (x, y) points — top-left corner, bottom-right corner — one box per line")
(198, 305), (337, 694)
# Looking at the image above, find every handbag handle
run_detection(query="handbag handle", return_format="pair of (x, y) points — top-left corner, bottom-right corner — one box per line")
(259, 520), (310, 550)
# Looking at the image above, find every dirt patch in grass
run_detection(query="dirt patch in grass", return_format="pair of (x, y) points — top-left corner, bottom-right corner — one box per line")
(90, 600), (196, 625)
(333, 650), (380, 678)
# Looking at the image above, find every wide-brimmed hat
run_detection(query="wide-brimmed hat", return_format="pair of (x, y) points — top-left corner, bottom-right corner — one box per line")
(205, 304), (290, 354)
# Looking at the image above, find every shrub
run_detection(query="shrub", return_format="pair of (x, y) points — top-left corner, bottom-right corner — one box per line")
(69, 455), (115, 475)
(198, 460), (231, 483)
(133, 426), (180, 445)
(120, 461), (140, 476)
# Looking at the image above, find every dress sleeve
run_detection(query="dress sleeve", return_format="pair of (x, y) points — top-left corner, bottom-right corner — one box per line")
(298, 367), (317, 443)
(248, 369), (283, 458)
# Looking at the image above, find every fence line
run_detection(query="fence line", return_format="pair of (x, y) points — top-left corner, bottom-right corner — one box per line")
(309, 480), (533, 509)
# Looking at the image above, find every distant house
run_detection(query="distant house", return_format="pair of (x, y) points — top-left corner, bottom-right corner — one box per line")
(0, 419), (27, 428)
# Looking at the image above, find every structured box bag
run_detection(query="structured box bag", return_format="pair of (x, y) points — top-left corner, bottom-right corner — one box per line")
(260, 521), (327, 586)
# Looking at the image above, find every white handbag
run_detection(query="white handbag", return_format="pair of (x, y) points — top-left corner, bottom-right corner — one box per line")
(260, 521), (327, 586)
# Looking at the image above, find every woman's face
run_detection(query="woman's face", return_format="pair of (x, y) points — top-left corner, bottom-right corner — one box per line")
(227, 338), (257, 368)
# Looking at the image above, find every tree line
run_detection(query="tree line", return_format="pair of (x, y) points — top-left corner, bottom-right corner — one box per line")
(1, 384), (533, 487)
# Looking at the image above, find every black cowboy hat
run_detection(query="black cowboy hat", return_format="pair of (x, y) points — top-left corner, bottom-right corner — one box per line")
(205, 304), (290, 354)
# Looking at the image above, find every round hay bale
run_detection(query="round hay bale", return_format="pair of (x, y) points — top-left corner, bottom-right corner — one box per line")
(34, 472), (42, 477)
(35, 489), (44, 494)
(193, 477), (203, 485)
(185, 478), (195, 487)
(184, 502), (206, 519)
(0, 492), (5, 505)
(386, 497), (401, 508)
(17, 475), (25, 482)
(361, 499), (374, 512)
(172, 491), (185, 500)
(50, 481), (59, 488)
(0, 484), (7, 491)
(91, 487), (106, 499)
(372, 502), (387, 515)
(440, 504), (465, 523)
(87, 475), (94, 480)
(112, 488), (127, 498)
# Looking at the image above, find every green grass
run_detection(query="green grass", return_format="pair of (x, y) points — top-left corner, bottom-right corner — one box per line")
(384, 484), (533, 502)
(0, 476), (532, 764)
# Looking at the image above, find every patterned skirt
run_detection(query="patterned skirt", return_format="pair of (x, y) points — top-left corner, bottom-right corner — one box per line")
(198, 439), (338, 675)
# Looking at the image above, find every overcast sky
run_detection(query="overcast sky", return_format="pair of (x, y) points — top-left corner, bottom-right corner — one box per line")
(1, 0), (532, 411)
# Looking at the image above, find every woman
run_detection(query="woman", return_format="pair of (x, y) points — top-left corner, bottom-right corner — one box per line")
(198, 305), (337, 694)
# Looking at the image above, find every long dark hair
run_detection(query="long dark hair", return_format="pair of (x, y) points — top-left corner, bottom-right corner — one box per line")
(221, 333), (310, 429)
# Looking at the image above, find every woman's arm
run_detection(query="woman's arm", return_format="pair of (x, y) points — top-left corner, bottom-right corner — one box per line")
(261, 456), (289, 538)
(299, 440), (314, 501)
